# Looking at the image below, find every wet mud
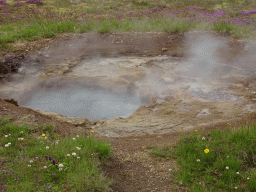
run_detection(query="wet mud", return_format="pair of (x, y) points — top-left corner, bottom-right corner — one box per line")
(0, 31), (256, 137)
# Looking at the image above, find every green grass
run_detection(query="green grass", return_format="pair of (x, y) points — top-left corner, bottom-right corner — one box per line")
(1, 0), (256, 54)
(150, 122), (256, 192)
(0, 116), (112, 192)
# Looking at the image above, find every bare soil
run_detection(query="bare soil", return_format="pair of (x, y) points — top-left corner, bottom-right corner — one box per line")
(1, 31), (256, 191)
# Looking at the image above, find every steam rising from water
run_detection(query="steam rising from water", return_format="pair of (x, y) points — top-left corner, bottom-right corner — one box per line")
(186, 35), (221, 81)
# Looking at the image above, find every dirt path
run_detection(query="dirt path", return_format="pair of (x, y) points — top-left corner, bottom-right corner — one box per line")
(1, 32), (256, 191)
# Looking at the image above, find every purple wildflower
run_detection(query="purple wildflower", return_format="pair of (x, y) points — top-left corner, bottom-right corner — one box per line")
(52, 159), (55, 165)
(15, 2), (25, 6)
(48, 156), (52, 161)
(26, 0), (42, 4)
(0, 1), (7, 5)
(186, 7), (196, 10)
(241, 11), (249, 15)
(214, 10), (224, 17)
(250, 10), (256, 14)
(242, 19), (249, 23)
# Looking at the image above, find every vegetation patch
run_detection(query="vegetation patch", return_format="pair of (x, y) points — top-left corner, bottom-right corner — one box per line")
(0, 116), (112, 191)
(150, 123), (256, 191)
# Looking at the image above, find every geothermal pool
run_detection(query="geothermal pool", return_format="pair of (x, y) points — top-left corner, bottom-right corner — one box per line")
(0, 31), (255, 136)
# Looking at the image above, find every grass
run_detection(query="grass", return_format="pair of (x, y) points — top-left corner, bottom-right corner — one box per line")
(0, 116), (112, 192)
(1, 0), (256, 53)
(150, 122), (256, 192)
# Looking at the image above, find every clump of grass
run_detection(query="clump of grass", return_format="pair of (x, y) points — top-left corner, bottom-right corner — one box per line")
(213, 20), (235, 34)
(150, 122), (256, 191)
(0, 116), (112, 192)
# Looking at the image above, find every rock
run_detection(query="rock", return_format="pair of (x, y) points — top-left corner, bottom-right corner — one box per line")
(242, 104), (256, 113)
(161, 77), (174, 83)
(1, 107), (7, 111)
(249, 82), (256, 88)
(162, 47), (168, 52)
(4, 98), (19, 106)
(35, 111), (91, 128)
(196, 109), (210, 117)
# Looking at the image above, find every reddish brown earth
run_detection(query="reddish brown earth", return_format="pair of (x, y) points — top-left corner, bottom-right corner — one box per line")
(0, 31), (256, 191)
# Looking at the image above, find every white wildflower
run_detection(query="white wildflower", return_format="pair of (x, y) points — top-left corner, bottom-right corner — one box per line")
(197, 159), (200, 162)
(58, 164), (64, 168)
(72, 152), (76, 156)
(67, 154), (70, 156)
(28, 165), (31, 167)
(46, 146), (49, 149)
(5, 135), (8, 138)
(5, 144), (9, 147)
(225, 166), (229, 170)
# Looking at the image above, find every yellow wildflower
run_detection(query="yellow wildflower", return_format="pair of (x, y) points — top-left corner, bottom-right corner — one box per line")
(42, 134), (45, 137)
(204, 148), (210, 153)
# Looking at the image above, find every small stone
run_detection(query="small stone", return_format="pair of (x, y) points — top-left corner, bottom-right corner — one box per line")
(162, 47), (168, 52)
(197, 109), (210, 117)
(1, 107), (7, 111)
(45, 55), (50, 58)
(249, 82), (256, 88)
